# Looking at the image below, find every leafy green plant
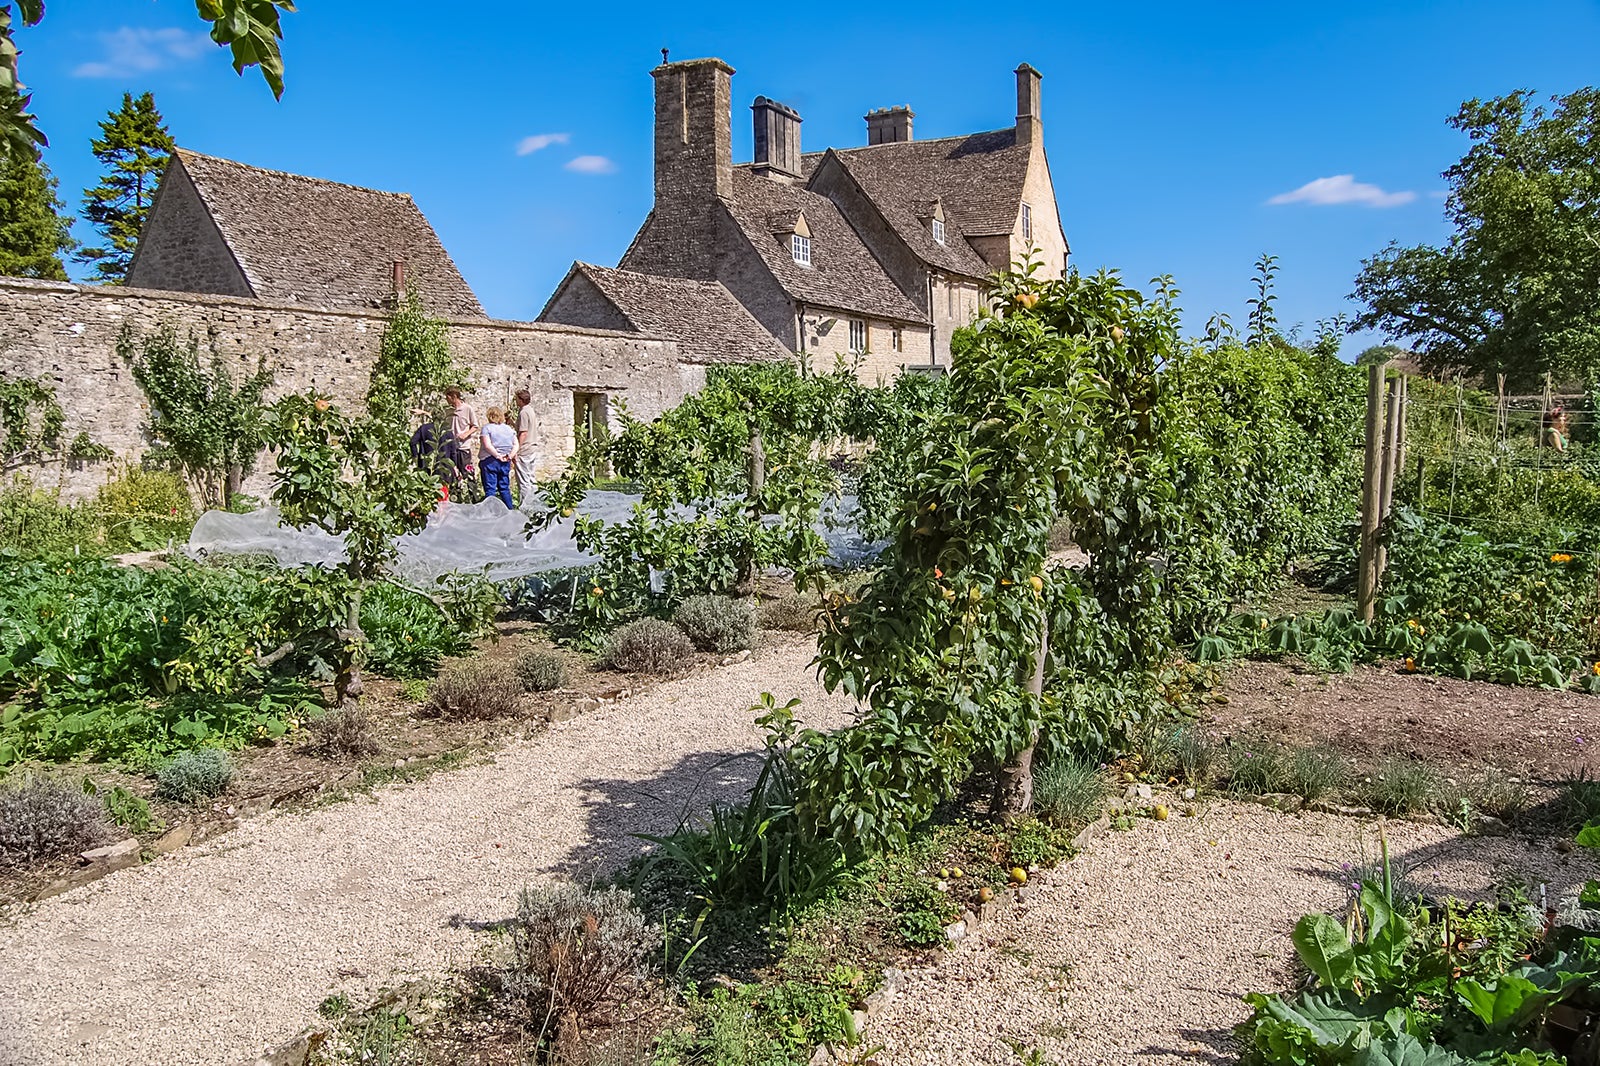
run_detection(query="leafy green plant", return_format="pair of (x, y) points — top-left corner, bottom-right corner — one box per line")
(674, 595), (756, 653)
(0, 773), (109, 866)
(156, 748), (233, 802)
(82, 778), (160, 834)
(514, 649), (568, 693)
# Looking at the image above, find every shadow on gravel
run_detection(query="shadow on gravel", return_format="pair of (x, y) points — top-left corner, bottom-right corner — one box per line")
(546, 747), (769, 882)
(1142, 1027), (1237, 1064)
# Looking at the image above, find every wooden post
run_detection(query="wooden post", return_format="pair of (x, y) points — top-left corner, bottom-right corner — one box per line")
(1358, 361), (1387, 623)
(1394, 375), (1408, 488)
(1375, 375), (1403, 587)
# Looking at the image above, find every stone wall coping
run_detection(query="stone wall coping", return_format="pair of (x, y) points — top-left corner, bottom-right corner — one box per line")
(0, 275), (667, 345)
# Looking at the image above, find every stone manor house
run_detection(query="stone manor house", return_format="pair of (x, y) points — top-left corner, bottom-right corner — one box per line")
(0, 56), (1068, 489)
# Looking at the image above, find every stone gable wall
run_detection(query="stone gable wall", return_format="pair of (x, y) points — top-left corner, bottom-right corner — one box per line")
(0, 277), (685, 500)
(125, 161), (253, 299)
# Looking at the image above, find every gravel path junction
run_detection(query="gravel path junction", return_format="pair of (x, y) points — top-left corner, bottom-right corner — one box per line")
(0, 640), (853, 1066)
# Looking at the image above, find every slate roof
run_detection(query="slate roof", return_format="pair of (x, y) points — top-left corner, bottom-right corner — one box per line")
(169, 149), (485, 317)
(806, 129), (1032, 278)
(551, 263), (792, 365)
(722, 168), (926, 323)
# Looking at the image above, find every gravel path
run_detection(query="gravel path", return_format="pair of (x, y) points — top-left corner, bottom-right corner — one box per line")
(872, 803), (1600, 1066)
(0, 641), (851, 1066)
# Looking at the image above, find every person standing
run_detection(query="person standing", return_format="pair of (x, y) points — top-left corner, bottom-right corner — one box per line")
(513, 388), (538, 508)
(445, 387), (479, 476)
(479, 407), (518, 509)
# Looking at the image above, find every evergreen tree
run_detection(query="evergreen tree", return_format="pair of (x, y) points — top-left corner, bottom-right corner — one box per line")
(76, 92), (174, 283)
(0, 102), (74, 279)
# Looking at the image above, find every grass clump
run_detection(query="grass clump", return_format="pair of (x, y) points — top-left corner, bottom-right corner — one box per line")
(757, 594), (818, 633)
(515, 649), (568, 693)
(1173, 726), (1224, 787)
(305, 704), (380, 760)
(673, 595), (755, 653)
(601, 618), (695, 676)
(1033, 756), (1106, 829)
(1226, 744), (1289, 795)
(1285, 745), (1349, 802)
(1358, 756), (1439, 816)
(156, 749), (234, 803)
(1555, 766), (1600, 830)
(0, 774), (111, 867)
(424, 659), (522, 720)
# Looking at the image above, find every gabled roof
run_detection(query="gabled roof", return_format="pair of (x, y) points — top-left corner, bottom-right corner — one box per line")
(806, 129), (1032, 277)
(723, 168), (925, 323)
(546, 263), (792, 364)
(166, 149), (484, 317)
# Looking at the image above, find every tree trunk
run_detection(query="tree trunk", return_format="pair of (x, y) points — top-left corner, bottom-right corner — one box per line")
(334, 583), (365, 709)
(993, 621), (1049, 823)
(225, 463), (243, 509)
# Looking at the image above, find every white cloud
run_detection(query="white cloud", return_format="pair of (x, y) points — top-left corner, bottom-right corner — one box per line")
(565, 155), (617, 175)
(72, 27), (214, 79)
(516, 132), (570, 156)
(1267, 174), (1417, 208)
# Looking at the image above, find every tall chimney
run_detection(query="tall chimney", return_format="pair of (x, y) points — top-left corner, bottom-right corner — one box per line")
(1015, 63), (1042, 147)
(751, 96), (803, 180)
(391, 259), (405, 298)
(865, 106), (914, 145)
(651, 57), (735, 203)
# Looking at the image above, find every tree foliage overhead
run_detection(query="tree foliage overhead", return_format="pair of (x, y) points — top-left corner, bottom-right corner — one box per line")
(0, 0), (294, 159)
(0, 104), (73, 278)
(1352, 88), (1600, 387)
(77, 92), (174, 283)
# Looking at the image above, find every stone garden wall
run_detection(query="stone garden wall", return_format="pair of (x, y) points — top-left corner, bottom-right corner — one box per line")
(0, 277), (686, 499)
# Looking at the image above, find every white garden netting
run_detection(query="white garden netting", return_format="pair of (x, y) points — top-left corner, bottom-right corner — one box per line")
(185, 492), (883, 584)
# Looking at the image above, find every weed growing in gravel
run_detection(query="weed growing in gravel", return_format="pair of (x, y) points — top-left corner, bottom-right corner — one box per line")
(399, 679), (428, 703)
(424, 660), (522, 720)
(600, 618), (695, 676)
(1439, 769), (1530, 828)
(304, 704), (380, 760)
(314, 1008), (418, 1065)
(1033, 756), (1106, 829)
(317, 993), (352, 1019)
(1284, 745), (1348, 801)
(156, 749), (234, 803)
(515, 649), (568, 693)
(0, 774), (110, 866)
(1129, 718), (1179, 779)
(1357, 756), (1439, 816)
(673, 595), (756, 653)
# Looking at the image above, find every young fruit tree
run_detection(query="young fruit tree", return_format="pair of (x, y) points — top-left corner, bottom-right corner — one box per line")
(261, 296), (467, 707)
(803, 266), (1176, 849)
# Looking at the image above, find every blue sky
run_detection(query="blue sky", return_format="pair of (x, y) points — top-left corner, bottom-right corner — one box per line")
(17, 1), (1600, 354)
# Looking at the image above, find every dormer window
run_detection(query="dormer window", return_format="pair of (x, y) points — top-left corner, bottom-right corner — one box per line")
(791, 234), (811, 266)
(1021, 203), (1033, 241)
(932, 218), (946, 245)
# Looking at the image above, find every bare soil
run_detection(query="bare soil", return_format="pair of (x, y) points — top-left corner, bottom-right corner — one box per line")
(1210, 658), (1599, 781)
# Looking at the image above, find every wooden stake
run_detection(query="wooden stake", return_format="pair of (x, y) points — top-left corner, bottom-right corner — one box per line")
(1358, 361), (1387, 624)
(1375, 375), (1403, 589)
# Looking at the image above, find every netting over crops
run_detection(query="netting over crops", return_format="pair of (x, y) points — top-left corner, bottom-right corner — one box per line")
(185, 492), (883, 584)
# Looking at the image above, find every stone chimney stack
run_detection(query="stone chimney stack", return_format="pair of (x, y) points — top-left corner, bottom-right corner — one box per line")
(751, 96), (803, 181)
(651, 57), (735, 203)
(1015, 63), (1042, 147)
(865, 106), (914, 145)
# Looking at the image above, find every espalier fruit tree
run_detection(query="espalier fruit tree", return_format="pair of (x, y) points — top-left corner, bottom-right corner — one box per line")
(801, 266), (1177, 849)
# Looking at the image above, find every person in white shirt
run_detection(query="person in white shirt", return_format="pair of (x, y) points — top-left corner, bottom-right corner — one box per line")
(513, 388), (539, 508)
(479, 407), (519, 508)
